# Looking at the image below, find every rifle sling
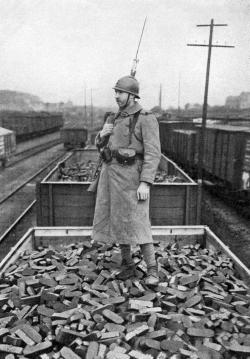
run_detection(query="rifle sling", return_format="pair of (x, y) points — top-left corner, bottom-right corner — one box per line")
(129, 110), (142, 145)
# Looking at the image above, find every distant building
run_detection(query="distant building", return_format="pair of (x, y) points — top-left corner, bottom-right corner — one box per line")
(225, 96), (239, 109)
(225, 92), (250, 110)
(239, 92), (250, 109)
(44, 103), (61, 112)
(184, 103), (202, 110)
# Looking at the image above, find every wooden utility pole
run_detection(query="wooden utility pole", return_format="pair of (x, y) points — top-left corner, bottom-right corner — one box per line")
(187, 19), (234, 223)
(187, 19), (234, 181)
(159, 84), (162, 109)
(90, 88), (93, 129)
(178, 73), (181, 115)
(84, 86), (87, 123)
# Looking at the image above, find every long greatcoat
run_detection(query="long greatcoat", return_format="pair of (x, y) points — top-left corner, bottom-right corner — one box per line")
(92, 102), (161, 245)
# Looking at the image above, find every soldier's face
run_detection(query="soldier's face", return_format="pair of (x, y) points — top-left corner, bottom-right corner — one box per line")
(114, 90), (130, 109)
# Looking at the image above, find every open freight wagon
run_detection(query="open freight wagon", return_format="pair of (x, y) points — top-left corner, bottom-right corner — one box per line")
(0, 225), (250, 358)
(1, 225), (250, 282)
(60, 124), (88, 150)
(36, 149), (199, 227)
(199, 125), (250, 191)
(0, 111), (64, 141)
(160, 122), (250, 192)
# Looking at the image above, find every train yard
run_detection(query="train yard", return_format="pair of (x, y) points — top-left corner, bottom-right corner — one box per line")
(0, 114), (250, 358)
(0, 0), (249, 356)
(0, 121), (250, 266)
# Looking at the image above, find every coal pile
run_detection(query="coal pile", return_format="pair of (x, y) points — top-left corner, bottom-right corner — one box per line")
(57, 161), (96, 182)
(0, 239), (250, 358)
(57, 162), (184, 184)
(154, 170), (184, 183)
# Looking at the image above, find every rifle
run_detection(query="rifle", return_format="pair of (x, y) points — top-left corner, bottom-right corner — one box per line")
(88, 19), (147, 192)
(87, 155), (103, 193)
(130, 17), (147, 77)
(87, 112), (116, 193)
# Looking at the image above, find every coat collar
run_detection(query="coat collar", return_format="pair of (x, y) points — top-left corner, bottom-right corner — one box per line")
(118, 102), (142, 117)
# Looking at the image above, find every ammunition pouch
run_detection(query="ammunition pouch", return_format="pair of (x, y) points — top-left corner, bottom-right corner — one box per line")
(101, 146), (143, 165)
(114, 148), (137, 165)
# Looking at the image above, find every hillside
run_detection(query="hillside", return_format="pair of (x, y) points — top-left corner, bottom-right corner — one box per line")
(0, 90), (44, 111)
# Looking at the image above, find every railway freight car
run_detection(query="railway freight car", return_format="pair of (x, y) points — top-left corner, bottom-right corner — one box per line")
(163, 129), (197, 171)
(60, 124), (88, 150)
(0, 225), (250, 358)
(1, 225), (250, 282)
(0, 111), (64, 141)
(36, 149), (199, 227)
(198, 125), (250, 191)
(159, 120), (195, 155)
(160, 122), (250, 193)
(0, 127), (16, 167)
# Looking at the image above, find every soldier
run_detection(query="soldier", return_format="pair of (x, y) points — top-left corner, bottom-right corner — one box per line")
(93, 75), (161, 285)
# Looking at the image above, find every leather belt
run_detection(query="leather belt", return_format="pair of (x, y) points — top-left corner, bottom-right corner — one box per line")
(111, 150), (144, 161)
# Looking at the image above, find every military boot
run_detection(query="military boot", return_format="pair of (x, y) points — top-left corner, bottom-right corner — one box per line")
(145, 265), (159, 286)
(116, 259), (136, 280)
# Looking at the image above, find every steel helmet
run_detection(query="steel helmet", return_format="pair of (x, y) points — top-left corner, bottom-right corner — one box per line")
(113, 76), (140, 99)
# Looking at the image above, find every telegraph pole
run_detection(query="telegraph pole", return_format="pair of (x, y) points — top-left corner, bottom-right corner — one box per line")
(90, 88), (93, 129)
(177, 73), (181, 116)
(187, 18), (234, 223)
(187, 19), (234, 180)
(84, 86), (87, 124)
(159, 84), (162, 109)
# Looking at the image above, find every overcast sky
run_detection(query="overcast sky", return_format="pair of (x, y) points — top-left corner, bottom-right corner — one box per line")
(0, 0), (249, 109)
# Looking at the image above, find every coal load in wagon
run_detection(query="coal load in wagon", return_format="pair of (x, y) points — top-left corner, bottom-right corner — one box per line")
(0, 231), (250, 358)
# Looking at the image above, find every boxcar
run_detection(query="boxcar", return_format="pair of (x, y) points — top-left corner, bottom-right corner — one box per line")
(1, 226), (249, 285)
(159, 120), (195, 155)
(36, 149), (199, 227)
(199, 125), (250, 191)
(0, 127), (16, 167)
(167, 129), (197, 170)
(0, 111), (64, 141)
(160, 122), (250, 192)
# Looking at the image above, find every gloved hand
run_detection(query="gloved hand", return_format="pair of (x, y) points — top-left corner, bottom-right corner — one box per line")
(137, 181), (150, 201)
(100, 123), (114, 138)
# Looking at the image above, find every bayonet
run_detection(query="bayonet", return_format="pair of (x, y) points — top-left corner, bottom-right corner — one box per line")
(130, 17), (147, 77)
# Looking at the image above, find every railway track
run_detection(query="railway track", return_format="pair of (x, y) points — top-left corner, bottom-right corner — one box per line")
(0, 150), (72, 261)
(172, 161), (250, 221)
(201, 188), (250, 269)
(202, 181), (250, 220)
(6, 138), (62, 167)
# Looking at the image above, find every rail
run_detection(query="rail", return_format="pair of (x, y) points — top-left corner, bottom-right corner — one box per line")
(6, 138), (62, 167)
(0, 151), (71, 205)
(0, 150), (71, 257)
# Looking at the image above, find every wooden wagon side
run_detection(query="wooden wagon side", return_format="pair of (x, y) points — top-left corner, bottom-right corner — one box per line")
(1, 225), (249, 285)
(36, 150), (199, 227)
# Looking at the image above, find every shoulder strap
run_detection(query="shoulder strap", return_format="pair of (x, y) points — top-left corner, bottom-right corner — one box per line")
(129, 110), (141, 145)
